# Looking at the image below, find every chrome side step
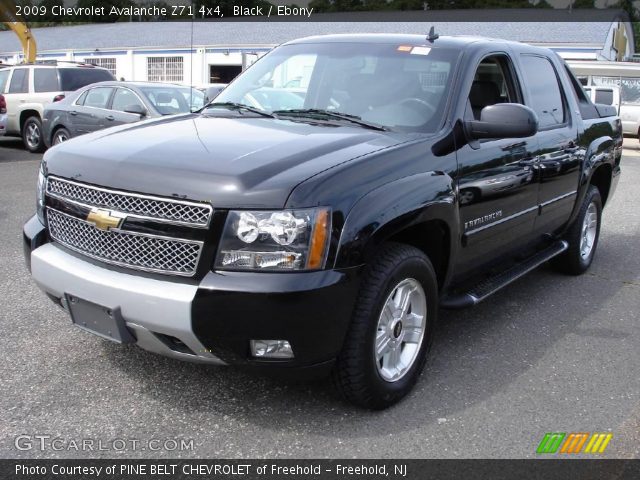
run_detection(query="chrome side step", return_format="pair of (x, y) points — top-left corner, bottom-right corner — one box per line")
(440, 240), (569, 309)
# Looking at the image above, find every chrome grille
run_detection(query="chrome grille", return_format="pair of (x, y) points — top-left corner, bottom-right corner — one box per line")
(47, 209), (202, 276)
(47, 176), (212, 227)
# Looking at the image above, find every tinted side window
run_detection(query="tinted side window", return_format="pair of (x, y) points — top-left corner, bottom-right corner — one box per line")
(8, 68), (29, 94)
(520, 55), (565, 128)
(83, 87), (113, 109)
(112, 88), (144, 112)
(59, 68), (115, 91)
(0, 69), (10, 92)
(34, 68), (59, 92)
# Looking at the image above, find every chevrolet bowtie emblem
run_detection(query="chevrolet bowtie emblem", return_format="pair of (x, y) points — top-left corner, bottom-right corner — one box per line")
(86, 208), (124, 231)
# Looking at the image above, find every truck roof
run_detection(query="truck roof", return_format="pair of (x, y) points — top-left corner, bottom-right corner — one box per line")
(286, 34), (555, 57)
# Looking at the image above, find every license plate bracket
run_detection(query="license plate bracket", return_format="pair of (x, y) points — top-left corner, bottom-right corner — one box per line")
(65, 294), (135, 344)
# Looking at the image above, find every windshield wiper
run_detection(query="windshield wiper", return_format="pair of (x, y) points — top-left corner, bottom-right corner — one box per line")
(205, 102), (275, 118)
(272, 109), (388, 131)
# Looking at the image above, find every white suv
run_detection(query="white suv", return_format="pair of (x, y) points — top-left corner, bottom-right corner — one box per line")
(0, 62), (115, 152)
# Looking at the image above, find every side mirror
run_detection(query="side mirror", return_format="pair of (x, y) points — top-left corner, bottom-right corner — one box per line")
(465, 103), (538, 140)
(124, 104), (147, 117)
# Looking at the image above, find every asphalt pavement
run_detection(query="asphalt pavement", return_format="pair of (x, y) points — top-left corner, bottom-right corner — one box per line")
(0, 138), (638, 459)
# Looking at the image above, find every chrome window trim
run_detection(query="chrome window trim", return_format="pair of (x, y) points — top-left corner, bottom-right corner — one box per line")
(46, 207), (204, 277)
(46, 175), (213, 228)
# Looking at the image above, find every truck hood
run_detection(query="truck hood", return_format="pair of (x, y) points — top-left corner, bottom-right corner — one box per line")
(44, 114), (406, 208)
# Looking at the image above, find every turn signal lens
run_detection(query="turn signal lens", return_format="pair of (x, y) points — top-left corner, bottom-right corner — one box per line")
(307, 209), (330, 269)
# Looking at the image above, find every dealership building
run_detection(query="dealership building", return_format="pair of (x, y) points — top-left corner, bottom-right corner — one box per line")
(0, 10), (634, 86)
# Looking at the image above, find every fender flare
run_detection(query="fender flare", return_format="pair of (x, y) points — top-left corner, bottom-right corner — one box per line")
(334, 171), (459, 284)
(567, 135), (614, 226)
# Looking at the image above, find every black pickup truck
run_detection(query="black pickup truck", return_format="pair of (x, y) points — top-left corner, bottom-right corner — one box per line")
(24, 34), (622, 409)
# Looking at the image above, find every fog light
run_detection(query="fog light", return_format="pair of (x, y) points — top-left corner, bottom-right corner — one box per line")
(250, 340), (294, 359)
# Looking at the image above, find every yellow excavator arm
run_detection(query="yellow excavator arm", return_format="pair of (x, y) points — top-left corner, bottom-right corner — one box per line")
(0, 0), (37, 63)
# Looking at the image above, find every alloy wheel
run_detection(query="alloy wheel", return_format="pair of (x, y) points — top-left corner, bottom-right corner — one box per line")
(375, 278), (427, 382)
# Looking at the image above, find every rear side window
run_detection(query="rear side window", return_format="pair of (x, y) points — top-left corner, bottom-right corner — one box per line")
(83, 87), (113, 109)
(520, 55), (566, 128)
(595, 89), (614, 105)
(0, 69), (10, 92)
(58, 68), (115, 91)
(34, 68), (59, 92)
(8, 68), (29, 94)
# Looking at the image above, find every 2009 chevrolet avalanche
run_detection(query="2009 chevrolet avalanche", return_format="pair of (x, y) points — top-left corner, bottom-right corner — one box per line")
(24, 34), (622, 409)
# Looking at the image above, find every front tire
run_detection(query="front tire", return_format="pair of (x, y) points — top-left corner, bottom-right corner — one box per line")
(22, 116), (45, 153)
(551, 185), (602, 275)
(333, 243), (438, 409)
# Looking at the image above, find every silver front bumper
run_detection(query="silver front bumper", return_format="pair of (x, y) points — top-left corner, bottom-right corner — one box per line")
(31, 243), (225, 365)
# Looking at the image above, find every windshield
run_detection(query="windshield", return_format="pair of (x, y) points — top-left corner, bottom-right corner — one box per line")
(139, 86), (205, 114)
(212, 42), (460, 132)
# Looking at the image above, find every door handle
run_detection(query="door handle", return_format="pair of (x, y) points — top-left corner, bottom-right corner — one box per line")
(105, 115), (114, 121)
(69, 111), (78, 116)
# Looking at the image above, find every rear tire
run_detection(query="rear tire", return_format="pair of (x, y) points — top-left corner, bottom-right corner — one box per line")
(551, 185), (602, 275)
(332, 243), (438, 409)
(22, 116), (45, 153)
(52, 127), (71, 145)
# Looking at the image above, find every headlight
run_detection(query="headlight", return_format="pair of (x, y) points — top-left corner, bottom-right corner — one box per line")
(36, 165), (46, 225)
(215, 208), (331, 271)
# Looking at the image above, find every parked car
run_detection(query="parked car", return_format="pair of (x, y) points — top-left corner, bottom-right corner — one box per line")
(25, 35), (622, 409)
(199, 83), (227, 103)
(43, 81), (205, 147)
(0, 62), (115, 152)
(0, 94), (7, 136)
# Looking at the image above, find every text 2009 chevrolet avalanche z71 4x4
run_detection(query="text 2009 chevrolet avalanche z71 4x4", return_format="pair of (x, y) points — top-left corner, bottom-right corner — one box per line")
(24, 35), (622, 409)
